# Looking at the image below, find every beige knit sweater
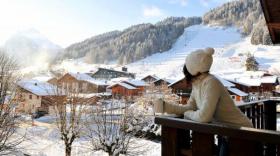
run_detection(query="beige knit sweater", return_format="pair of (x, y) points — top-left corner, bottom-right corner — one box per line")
(155, 73), (253, 128)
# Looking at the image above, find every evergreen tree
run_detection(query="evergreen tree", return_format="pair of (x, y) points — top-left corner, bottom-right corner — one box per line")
(245, 53), (259, 71)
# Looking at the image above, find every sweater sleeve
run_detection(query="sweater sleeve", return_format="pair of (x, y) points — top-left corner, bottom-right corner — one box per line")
(184, 78), (221, 123)
(164, 92), (197, 115)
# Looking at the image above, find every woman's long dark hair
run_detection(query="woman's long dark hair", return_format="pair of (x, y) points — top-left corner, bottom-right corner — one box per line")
(183, 65), (194, 82)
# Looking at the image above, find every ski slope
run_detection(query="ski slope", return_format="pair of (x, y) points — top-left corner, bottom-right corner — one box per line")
(126, 24), (242, 79)
(126, 24), (280, 79)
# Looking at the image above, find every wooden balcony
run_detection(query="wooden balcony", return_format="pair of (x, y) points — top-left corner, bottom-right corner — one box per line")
(155, 99), (280, 156)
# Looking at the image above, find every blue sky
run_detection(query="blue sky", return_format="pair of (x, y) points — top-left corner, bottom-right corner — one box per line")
(0, 0), (232, 47)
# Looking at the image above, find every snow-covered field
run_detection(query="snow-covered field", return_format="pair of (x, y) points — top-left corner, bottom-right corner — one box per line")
(16, 116), (160, 156)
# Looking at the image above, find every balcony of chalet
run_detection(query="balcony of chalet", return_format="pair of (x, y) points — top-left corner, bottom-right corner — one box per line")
(155, 1), (280, 155)
(155, 99), (280, 156)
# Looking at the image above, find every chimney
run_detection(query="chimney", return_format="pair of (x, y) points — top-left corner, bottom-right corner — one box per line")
(34, 83), (38, 86)
(122, 66), (127, 72)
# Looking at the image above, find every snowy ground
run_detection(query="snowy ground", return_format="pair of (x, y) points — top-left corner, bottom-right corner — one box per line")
(16, 114), (280, 156)
(16, 116), (160, 156)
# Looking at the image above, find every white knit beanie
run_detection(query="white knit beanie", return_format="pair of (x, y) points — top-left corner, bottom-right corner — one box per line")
(185, 47), (214, 76)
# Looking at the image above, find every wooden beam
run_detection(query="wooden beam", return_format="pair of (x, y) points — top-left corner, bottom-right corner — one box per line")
(155, 108), (280, 144)
(268, 23), (280, 29)
(260, 0), (271, 23)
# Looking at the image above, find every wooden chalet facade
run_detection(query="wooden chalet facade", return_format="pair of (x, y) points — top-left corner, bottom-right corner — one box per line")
(230, 81), (260, 94)
(107, 82), (140, 98)
(89, 67), (135, 80)
(168, 78), (192, 104)
(16, 80), (65, 114)
(121, 79), (148, 95)
(57, 73), (108, 93)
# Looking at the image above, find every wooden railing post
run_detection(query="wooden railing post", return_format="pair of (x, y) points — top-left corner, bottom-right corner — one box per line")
(192, 131), (214, 156)
(264, 100), (277, 155)
(264, 100), (277, 130)
(252, 104), (256, 127)
(161, 126), (190, 156)
(228, 138), (256, 156)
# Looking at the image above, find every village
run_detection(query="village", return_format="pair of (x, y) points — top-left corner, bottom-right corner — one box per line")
(16, 65), (280, 118)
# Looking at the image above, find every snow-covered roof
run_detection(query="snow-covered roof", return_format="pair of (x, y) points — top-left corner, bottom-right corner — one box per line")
(69, 72), (93, 81)
(107, 82), (137, 90)
(78, 92), (112, 98)
(215, 76), (235, 88)
(141, 74), (160, 81)
(227, 77), (262, 87)
(68, 72), (108, 86)
(226, 75), (278, 87)
(32, 76), (53, 82)
(86, 79), (109, 86)
(168, 77), (185, 87)
(122, 79), (148, 87)
(110, 77), (130, 83)
(261, 76), (278, 83)
(168, 76), (235, 88)
(153, 78), (175, 84)
(18, 80), (61, 96)
(227, 88), (248, 97)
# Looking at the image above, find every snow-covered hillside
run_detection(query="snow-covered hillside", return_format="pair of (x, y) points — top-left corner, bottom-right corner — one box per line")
(52, 24), (280, 80)
(126, 24), (280, 79)
(126, 25), (242, 79)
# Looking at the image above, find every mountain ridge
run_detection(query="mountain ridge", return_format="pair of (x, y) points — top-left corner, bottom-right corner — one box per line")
(60, 16), (202, 65)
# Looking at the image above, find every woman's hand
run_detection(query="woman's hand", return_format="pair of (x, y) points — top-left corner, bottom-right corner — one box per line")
(153, 98), (164, 114)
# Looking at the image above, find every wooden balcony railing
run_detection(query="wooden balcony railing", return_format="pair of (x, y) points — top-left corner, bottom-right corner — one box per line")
(155, 99), (280, 156)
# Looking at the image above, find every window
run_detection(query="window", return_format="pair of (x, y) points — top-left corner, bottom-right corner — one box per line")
(29, 95), (32, 99)
(37, 96), (40, 99)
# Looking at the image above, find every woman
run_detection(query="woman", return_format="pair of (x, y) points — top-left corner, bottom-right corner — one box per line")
(154, 48), (253, 155)
(154, 47), (253, 127)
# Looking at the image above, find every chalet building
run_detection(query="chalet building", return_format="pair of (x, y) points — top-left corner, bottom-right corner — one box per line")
(153, 78), (175, 87)
(107, 82), (140, 98)
(16, 80), (64, 114)
(88, 67), (135, 80)
(57, 72), (109, 93)
(121, 79), (148, 94)
(260, 76), (279, 92)
(227, 76), (279, 98)
(168, 78), (192, 104)
(227, 87), (249, 103)
(141, 75), (160, 83)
